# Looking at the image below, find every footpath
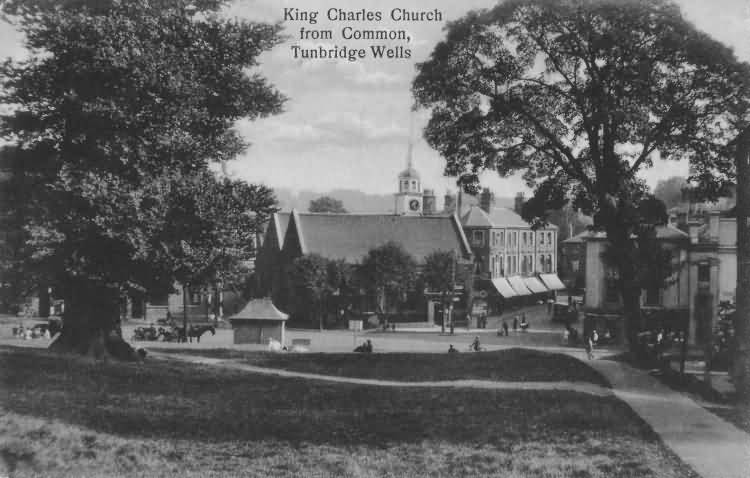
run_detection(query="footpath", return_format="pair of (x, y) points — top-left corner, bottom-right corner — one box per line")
(586, 358), (750, 478)
(150, 351), (612, 396)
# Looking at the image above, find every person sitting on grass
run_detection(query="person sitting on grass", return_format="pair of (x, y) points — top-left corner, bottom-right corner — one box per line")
(471, 336), (481, 352)
(448, 344), (457, 353)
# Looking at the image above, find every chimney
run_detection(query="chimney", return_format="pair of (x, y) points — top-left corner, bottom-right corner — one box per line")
(480, 188), (494, 213)
(423, 189), (436, 215)
(514, 192), (525, 214)
(443, 193), (456, 214)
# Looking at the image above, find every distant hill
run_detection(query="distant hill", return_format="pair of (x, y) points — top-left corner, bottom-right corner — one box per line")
(273, 188), (515, 214)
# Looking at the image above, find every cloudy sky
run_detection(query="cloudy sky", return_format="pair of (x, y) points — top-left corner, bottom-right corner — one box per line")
(1, 0), (749, 200)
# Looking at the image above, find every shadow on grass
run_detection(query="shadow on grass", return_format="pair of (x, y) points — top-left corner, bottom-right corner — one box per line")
(2, 346), (631, 447)
(149, 347), (611, 386)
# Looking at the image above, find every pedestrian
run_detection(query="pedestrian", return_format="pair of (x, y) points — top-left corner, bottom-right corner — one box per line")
(513, 315), (518, 331)
(448, 344), (457, 353)
(502, 320), (509, 337)
(592, 329), (599, 345)
(585, 334), (594, 360)
(547, 297), (554, 315)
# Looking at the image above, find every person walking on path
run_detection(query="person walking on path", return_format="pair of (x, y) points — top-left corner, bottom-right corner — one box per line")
(513, 315), (518, 331)
(585, 334), (594, 360)
(502, 320), (509, 337)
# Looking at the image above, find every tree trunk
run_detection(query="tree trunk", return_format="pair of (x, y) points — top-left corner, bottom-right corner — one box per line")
(734, 126), (750, 401)
(606, 223), (642, 351)
(49, 279), (140, 361)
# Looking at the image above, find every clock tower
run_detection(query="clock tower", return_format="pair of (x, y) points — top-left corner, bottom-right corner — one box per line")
(394, 140), (423, 215)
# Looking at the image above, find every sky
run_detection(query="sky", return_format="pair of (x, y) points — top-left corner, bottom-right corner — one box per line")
(1, 0), (749, 200)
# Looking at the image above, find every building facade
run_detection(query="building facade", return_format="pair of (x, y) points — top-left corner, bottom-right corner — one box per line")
(460, 188), (564, 316)
(577, 211), (738, 344)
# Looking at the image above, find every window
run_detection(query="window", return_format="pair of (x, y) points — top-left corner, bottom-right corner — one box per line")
(547, 232), (552, 244)
(571, 260), (580, 272)
(522, 232), (527, 246)
(513, 231), (518, 247)
(512, 256), (517, 274)
(698, 263), (710, 282)
(547, 254), (553, 273)
(605, 269), (619, 303)
(539, 233), (544, 245)
(645, 285), (660, 306)
(500, 231), (505, 247)
(605, 279), (619, 302)
(490, 256), (495, 277)
(472, 230), (484, 246)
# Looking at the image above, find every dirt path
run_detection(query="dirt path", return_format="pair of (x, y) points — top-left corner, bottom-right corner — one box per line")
(150, 351), (613, 397)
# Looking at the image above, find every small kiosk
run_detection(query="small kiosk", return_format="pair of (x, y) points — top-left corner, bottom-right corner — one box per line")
(229, 298), (288, 345)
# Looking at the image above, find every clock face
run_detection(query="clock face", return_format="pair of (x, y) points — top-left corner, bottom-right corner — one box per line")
(409, 199), (420, 211)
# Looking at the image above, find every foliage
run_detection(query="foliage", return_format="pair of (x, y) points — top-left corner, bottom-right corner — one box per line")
(422, 250), (469, 305)
(158, 169), (278, 293)
(286, 254), (350, 327)
(358, 242), (417, 315)
(0, 0), (284, 333)
(308, 196), (347, 213)
(653, 176), (689, 210)
(412, 0), (746, 344)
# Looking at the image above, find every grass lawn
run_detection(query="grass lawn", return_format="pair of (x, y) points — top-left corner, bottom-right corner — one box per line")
(0, 345), (697, 478)
(151, 347), (610, 386)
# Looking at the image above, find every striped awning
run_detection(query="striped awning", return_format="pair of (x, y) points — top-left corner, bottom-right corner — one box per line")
(507, 276), (532, 296)
(539, 273), (567, 291)
(491, 278), (517, 298)
(524, 277), (548, 294)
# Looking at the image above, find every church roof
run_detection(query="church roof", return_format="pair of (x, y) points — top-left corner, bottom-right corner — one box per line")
(266, 212), (290, 250)
(286, 211), (472, 263)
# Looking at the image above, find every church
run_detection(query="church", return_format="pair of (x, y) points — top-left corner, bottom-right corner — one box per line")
(254, 145), (474, 326)
(255, 142), (564, 327)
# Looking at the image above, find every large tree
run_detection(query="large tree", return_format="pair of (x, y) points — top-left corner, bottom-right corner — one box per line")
(0, 0), (284, 358)
(412, 0), (746, 346)
(358, 242), (417, 318)
(422, 250), (469, 332)
(158, 169), (278, 329)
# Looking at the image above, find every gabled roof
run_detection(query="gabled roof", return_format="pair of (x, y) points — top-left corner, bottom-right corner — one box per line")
(230, 298), (288, 321)
(461, 205), (557, 230)
(285, 211), (472, 263)
(461, 206), (493, 227)
(268, 212), (290, 250)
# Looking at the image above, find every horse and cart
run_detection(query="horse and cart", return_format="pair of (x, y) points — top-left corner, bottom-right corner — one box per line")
(131, 323), (215, 343)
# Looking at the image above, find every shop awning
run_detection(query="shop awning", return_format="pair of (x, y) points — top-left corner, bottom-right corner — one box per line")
(524, 277), (548, 294)
(507, 276), (532, 296)
(539, 273), (567, 291)
(491, 278), (517, 298)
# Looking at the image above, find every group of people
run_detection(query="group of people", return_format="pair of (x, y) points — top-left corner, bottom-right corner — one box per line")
(496, 314), (529, 336)
(354, 339), (373, 353)
(13, 325), (51, 340)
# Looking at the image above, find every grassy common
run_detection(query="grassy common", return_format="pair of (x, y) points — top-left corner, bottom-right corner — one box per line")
(152, 347), (610, 386)
(0, 345), (696, 478)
